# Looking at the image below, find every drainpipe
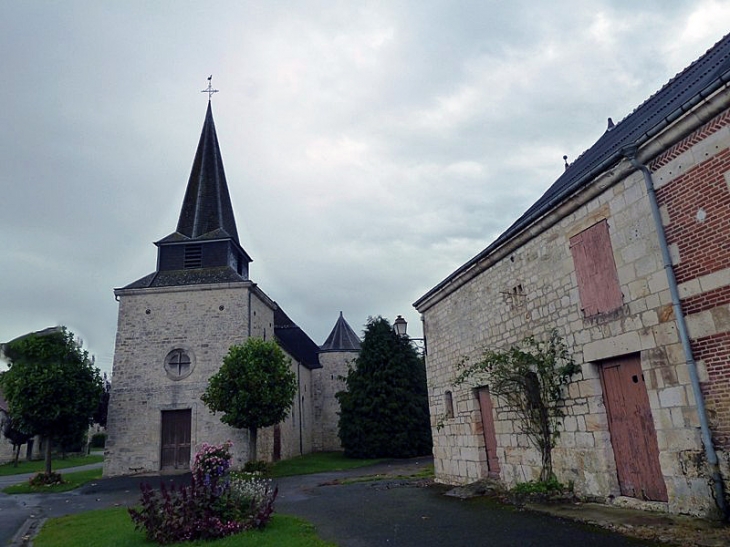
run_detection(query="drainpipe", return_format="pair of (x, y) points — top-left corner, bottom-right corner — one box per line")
(622, 145), (728, 520)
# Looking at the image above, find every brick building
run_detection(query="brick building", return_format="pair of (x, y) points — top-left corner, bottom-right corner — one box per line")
(104, 100), (358, 477)
(415, 34), (730, 518)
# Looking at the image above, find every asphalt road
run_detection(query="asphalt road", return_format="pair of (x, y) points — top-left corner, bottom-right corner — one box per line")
(274, 472), (653, 547)
(0, 460), (655, 546)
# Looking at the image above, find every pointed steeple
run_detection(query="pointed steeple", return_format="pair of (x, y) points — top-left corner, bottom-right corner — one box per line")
(123, 100), (253, 289)
(320, 312), (361, 352)
(176, 101), (239, 244)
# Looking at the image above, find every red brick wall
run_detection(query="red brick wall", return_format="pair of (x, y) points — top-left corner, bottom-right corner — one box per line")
(651, 110), (730, 170)
(651, 110), (730, 449)
(655, 148), (730, 285)
(692, 332), (730, 448)
(681, 285), (730, 316)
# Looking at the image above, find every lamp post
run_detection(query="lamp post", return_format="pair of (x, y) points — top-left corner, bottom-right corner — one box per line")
(393, 315), (427, 356)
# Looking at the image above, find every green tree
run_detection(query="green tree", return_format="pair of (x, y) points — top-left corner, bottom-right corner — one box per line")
(455, 331), (580, 482)
(201, 338), (297, 462)
(0, 327), (103, 476)
(337, 316), (432, 458)
(0, 410), (33, 467)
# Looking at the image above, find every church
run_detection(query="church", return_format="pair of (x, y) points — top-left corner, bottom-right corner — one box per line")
(103, 99), (360, 477)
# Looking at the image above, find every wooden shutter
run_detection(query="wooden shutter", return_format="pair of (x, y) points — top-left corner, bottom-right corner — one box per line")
(570, 220), (623, 317)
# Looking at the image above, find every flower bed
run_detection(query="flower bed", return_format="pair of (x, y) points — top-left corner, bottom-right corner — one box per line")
(129, 442), (277, 544)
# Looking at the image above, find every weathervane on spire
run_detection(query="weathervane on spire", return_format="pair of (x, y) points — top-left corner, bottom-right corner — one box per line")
(201, 75), (219, 100)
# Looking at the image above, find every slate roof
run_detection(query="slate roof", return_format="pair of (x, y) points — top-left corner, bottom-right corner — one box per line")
(122, 267), (246, 289)
(274, 306), (322, 369)
(320, 312), (361, 352)
(120, 102), (252, 290)
(174, 101), (240, 245)
(416, 32), (730, 308)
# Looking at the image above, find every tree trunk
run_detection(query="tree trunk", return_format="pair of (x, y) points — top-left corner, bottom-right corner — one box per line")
(248, 426), (258, 462)
(540, 442), (553, 482)
(44, 436), (52, 475)
(12, 445), (20, 467)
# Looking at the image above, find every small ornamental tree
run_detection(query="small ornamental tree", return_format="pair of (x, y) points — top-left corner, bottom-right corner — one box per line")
(0, 327), (103, 477)
(455, 330), (580, 482)
(202, 338), (296, 462)
(337, 316), (432, 459)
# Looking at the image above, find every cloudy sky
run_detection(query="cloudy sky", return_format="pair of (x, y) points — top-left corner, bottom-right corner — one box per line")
(1, 1), (728, 374)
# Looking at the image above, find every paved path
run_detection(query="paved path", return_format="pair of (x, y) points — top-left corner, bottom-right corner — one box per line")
(0, 459), (658, 546)
(274, 462), (653, 547)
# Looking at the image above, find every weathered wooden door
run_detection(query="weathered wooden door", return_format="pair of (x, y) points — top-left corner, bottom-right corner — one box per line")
(477, 387), (501, 478)
(600, 355), (667, 501)
(160, 409), (191, 470)
(273, 424), (282, 462)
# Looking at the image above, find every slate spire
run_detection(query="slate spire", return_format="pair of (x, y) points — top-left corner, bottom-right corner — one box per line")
(176, 101), (239, 244)
(320, 312), (361, 352)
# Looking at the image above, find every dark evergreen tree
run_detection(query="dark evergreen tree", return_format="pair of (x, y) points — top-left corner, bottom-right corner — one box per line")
(337, 316), (432, 458)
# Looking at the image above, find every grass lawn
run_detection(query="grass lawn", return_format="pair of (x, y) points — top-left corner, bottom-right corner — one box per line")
(269, 451), (385, 477)
(0, 454), (104, 476)
(34, 508), (336, 547)
(3, 467), (103, 494)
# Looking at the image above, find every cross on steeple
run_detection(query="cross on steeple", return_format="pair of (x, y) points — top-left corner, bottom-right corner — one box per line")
(201, 75), (219, 100)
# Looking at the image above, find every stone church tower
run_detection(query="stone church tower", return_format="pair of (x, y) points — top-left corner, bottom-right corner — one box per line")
(104, 100), (323, 476)
(313, 312), (361, 451)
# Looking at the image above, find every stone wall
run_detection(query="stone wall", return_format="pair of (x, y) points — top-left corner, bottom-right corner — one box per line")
(105, 281), (274, 476)
(419, 108), (730, 517)
(312, 351), (357, 452)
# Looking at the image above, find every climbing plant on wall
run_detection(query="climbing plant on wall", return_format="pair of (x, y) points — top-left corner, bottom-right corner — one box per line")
(455, 330), (580, 482)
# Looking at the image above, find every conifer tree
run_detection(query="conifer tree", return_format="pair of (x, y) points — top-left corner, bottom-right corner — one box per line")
(337, 316), (432, 458)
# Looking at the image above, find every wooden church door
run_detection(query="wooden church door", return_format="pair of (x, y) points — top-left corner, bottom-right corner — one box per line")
(600, 355), (667, 501)
(161, 409), (192, 470)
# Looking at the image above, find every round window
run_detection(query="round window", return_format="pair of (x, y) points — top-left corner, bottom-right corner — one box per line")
(165, 349), (193, 379)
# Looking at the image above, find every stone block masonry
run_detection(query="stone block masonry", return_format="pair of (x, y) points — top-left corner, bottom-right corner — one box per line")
(104, 282), (274, 477)
(417, 106), (730, 518)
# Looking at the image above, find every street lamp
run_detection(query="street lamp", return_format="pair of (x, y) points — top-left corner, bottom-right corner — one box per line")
(393, 315), (427, 355)
(393, 315), (408, 337)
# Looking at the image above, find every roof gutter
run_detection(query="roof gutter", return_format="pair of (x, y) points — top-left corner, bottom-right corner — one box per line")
(622, 145), (728, 521)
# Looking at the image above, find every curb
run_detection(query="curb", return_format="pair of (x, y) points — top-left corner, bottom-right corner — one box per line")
(10, 515), (46, 547)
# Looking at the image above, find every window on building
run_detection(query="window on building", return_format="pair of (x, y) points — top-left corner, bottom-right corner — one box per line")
(444, 390), (454, 419)
(569, 219), (623, 317)
(184, 245), (203, 269)
(165, 349), (193, 379)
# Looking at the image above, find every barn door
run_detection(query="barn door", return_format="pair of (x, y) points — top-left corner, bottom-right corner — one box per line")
(161, 409), (191, 470)
(600, 355), (667, 501)
(477, 387), (501, 478)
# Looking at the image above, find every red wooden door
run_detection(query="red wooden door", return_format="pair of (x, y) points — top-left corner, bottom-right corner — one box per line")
(477, 387), (501, 478)
(600, 355), (667, 501)
(161, 409), (192, 470)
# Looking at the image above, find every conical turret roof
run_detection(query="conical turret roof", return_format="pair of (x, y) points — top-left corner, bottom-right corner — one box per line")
(175, 101), (239, 244)
(320, 312), (361, 352)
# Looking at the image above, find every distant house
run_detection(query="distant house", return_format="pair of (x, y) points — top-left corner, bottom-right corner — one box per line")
(415, 33), (730, 518)
(104, 101), (359, 477)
